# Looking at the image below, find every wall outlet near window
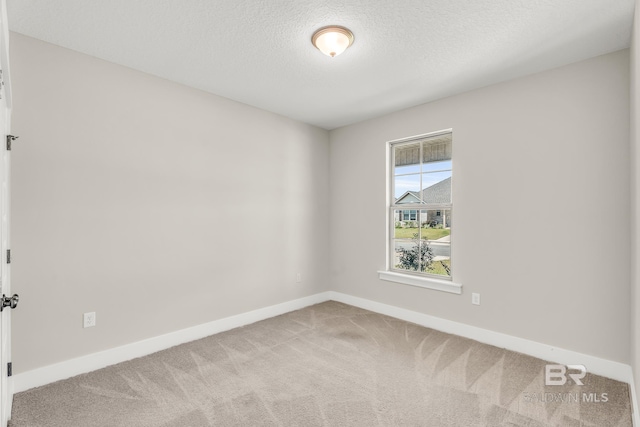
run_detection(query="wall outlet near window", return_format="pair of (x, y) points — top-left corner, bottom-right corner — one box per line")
(471, 293), (481, 306)
(296, 273), (302, 283)
(83, 312), (96, 328)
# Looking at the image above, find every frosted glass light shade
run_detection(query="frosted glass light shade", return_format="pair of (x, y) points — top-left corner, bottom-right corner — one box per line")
(312, 26), (354, 57)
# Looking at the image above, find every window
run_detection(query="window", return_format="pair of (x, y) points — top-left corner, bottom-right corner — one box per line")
(389, 131), (453, 281)
(401, 210), (417, 221)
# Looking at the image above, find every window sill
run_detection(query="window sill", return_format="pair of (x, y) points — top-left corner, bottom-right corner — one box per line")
(377, 270), (462, 294)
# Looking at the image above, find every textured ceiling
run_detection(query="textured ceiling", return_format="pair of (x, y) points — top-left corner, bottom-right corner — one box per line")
(6, 0), (636, 130)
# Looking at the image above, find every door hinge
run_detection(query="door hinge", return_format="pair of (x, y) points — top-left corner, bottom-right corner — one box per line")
(7, 362), (11, 377)
(6, 135), (18, 151)
(6, 249), (10, 264)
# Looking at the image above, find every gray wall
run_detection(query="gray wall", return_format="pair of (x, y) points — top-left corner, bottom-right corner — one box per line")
(9, 31), (634, 377)
(9, 33), (330, 373)
(631, 0), (640, 404)
(329, 50), (631, 364)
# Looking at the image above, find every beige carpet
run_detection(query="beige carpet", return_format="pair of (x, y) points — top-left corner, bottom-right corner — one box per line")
(9, 302), (632, 426)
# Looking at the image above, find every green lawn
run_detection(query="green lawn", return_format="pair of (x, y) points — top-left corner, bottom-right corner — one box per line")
(394, 259), (451, 277)
(428, 259), (451, 276)
(394, 227), (450, 240)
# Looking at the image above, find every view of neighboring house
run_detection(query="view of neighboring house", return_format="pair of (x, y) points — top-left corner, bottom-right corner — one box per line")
(394, 177), (451, 227)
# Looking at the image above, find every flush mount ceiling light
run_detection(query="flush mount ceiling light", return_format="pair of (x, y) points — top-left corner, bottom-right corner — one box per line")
(311, 26), (354, 57)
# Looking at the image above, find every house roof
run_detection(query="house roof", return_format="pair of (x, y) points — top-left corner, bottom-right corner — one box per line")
(395, 191), (421, 204)
(396, 177), (451, 205)
(421, 177), (451, 204)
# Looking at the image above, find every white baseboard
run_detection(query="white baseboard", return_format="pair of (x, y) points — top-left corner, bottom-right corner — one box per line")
(327, 291), (634, 385)
(14, 289), (636, 419)
(627, 370), (640, 427)
(13, 292), (331, 393)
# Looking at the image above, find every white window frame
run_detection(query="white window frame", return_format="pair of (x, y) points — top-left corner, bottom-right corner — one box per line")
(378, 129), (462, 294)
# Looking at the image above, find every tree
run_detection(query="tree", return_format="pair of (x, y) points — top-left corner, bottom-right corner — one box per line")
(396, 233), (435, 272)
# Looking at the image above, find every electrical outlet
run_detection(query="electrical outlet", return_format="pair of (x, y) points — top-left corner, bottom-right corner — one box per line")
(296, 273), (302, 283)
(471, 293), (481, 306)
(83, 312), (96, 328)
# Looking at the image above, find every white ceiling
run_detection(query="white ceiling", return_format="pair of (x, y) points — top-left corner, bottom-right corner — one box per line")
(6, 0), (636, 130)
